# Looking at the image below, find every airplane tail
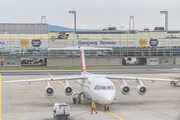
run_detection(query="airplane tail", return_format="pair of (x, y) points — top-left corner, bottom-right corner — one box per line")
(48, 47), (112, 74)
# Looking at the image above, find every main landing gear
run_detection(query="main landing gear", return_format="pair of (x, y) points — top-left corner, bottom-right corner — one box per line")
(72, 92), (85, 104)
(104, 105), (110, 111)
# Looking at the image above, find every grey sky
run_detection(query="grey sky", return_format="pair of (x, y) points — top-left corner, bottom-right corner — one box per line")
(0, 0), (179, 30)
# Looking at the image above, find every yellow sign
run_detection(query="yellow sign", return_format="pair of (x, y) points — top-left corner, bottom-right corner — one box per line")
(61, 34), (68, 39)
(20, 39), (29, 47)
(139, 39), (148, 47)
(0, 58), (5, 60)
(118, 41), (134, 45)
(7, 41), (15, 45)
(50, 35), (56, 41)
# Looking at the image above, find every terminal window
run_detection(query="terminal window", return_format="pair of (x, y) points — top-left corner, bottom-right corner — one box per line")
(165, 59), (169, 63)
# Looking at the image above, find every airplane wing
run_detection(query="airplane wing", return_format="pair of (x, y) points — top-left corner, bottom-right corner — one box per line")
(106, 75), (178, 81)
(3, 75), (86, 83)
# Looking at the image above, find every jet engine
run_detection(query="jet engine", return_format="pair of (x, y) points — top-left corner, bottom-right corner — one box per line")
(120, 85), (130, 95)
(64, 86), (73, 96)
(137, 85), (147, 95)
(119, 79), (130, 95)
(45, 86), (54, 96)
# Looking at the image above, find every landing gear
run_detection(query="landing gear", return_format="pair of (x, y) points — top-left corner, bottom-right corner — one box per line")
(73, 98), (76, 104)
(104, 105), (110, 111)
(72, 92), (84, 104)
(173, 82), (177, 86)
(78, 98), (81, 104)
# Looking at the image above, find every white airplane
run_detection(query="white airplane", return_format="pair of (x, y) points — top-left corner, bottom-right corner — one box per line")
(4, 47), (178, 111)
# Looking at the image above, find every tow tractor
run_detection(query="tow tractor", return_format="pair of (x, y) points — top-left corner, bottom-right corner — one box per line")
(53, 103), (70, 120)
(170, 76), (180, 86)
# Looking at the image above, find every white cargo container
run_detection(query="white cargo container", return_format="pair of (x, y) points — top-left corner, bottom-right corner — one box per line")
(53, 103), (70, 120)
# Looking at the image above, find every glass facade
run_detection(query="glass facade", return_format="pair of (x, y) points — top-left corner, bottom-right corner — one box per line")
(0, 31), (180, 58)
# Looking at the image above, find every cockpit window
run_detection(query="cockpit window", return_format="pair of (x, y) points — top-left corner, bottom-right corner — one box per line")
(107, 85), (115, 90)
(111, 85), (115, 90)
(101, 86), (106, 90)
(94, 85), (100, 90)
(94, 85), (115, 90)
(107, 86), (111, 90)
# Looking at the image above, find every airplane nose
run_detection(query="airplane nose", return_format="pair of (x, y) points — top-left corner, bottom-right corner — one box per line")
(101, 92), (115, 104)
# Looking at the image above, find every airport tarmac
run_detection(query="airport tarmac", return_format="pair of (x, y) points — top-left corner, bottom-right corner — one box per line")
(1, 73), (180, 120)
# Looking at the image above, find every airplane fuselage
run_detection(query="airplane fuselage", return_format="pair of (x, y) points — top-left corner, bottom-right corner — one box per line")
(76, 74), (116, 105)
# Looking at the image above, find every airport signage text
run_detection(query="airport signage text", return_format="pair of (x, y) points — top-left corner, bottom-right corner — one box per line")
(0, 39), (180, 48)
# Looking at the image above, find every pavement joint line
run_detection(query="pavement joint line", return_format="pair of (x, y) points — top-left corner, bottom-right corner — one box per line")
(49, 73), (125, 120)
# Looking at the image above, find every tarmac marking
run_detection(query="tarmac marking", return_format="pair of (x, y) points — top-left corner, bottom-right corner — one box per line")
(0, 74), (1, 120)
(0, 118), (26, 119)
(58, 80), (76, 93)
(161, 74), (171, 76)
(111, 110), (129, 111)
(50, 73), (125, 120)
(97, 105), (125, 120)
(58, 80), (66, 86)
(96, 112), (134, 115)
(48, 74), (76, 93)
(0, 115), (26, 117)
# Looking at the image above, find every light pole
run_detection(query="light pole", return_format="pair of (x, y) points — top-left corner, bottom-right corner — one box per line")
(69, 11), (76, 32)
(119, 26), (124, 31)
(129, 16), (134, 30)
(160, 11), (168, 31)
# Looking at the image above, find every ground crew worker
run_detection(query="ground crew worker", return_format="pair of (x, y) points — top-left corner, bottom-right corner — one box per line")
(91, 101), (97, 114)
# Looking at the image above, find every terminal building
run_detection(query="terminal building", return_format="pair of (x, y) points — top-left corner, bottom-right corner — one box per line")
(0, 23), (180, 66)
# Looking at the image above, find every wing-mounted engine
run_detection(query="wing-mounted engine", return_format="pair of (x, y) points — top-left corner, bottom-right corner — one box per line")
(45, 81), (54, 96)
(136, 78), (147, 95)
(119, 79), (130, 95)
(63, 79), (73, 96)
(64, 85), (73, 96)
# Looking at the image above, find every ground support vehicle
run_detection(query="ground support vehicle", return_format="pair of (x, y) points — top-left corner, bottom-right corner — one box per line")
(53, 103), (70, 120)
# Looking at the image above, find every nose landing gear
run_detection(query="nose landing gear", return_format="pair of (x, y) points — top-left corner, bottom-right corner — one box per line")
(104, 105), (110, 111)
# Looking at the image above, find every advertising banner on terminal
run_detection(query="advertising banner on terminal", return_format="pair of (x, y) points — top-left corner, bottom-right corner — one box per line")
(0, 39), (180, 48)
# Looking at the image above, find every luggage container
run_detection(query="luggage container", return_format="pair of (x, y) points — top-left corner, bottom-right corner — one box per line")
(53, 103), (70, 120)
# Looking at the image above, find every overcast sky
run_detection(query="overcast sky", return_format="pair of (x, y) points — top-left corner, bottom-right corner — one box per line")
(0, 0), (180, 30)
